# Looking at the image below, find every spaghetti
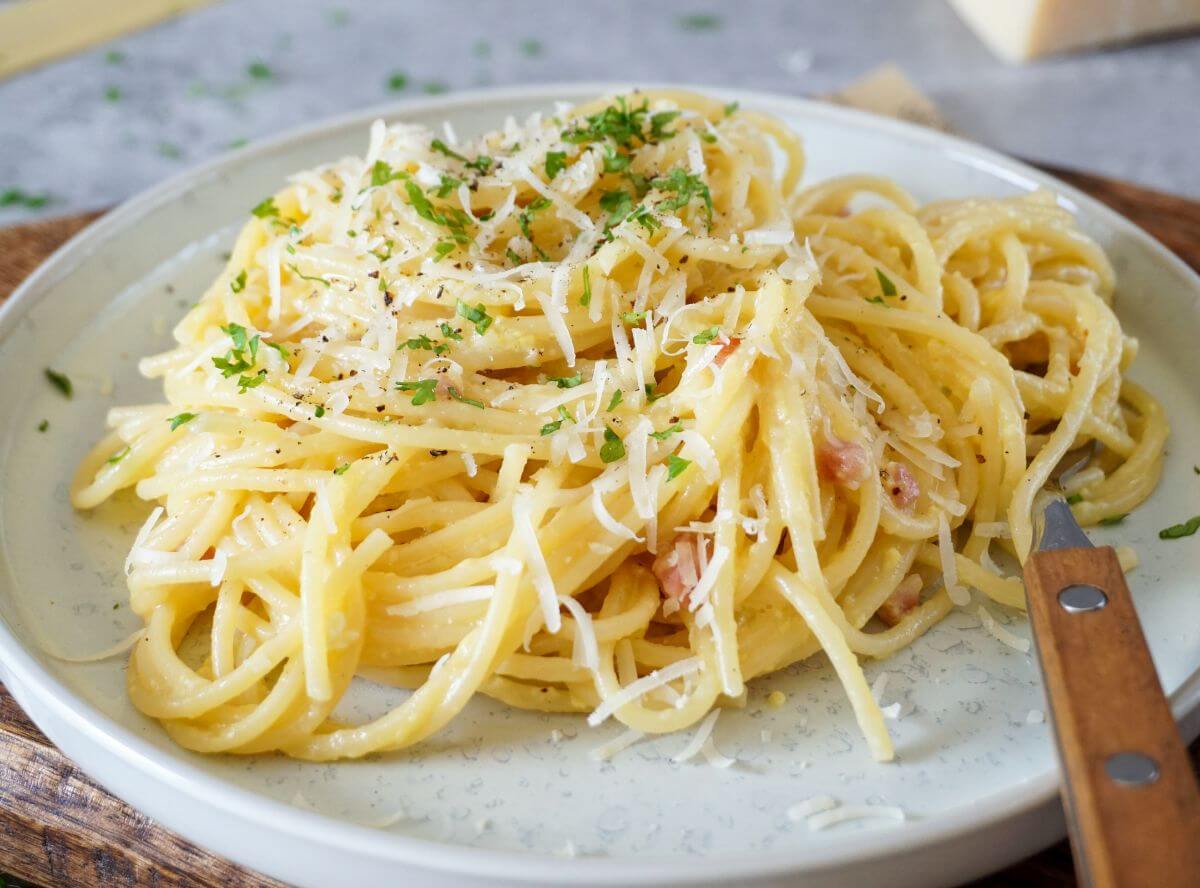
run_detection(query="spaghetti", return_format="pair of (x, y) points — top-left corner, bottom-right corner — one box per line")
(71, 90), (1166, 762)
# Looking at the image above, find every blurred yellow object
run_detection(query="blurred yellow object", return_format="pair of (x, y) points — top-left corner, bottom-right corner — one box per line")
(0, 0), (218, 80)
(950, 0), (1200, 62)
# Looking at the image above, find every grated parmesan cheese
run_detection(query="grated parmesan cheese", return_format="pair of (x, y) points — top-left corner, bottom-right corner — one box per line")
(588, 728), (644, 762)
(972, 521), (1011, 539)
(806, 804), (907, 831)
(512, 491), (560, 634)
(701, 735), (736, 769)
(787, 795), (838, 822)
(590, 485), (643, 543)
(977, 604), (1031, 653)
(685, 544), (729, 612)
(938, 513), (970, 606)
(587, 657), (704, 726)
(677, 429), (720, 482)
(671, 709), (721, 763)
(558, 594), (600, 671)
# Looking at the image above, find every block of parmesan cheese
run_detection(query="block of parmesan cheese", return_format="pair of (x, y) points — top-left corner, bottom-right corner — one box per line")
(949, 0), (1200, 62)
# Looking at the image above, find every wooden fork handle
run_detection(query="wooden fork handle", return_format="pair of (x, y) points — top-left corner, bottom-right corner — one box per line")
(1025, 545), (1200, 888)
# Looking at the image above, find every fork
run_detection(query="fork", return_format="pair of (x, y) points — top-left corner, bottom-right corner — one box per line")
(1024, 450), (1200, 887)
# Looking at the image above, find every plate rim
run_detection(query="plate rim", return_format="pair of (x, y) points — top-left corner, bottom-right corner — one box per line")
(2, 80), (1199, 885)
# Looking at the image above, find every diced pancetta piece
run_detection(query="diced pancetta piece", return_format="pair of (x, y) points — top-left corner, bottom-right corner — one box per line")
(816, 436), (869, 488)
(652, 534), (704, 605)
(883, 460), (919, 509)
(713, 337), (741, 367)
(876, 574), (922, 626)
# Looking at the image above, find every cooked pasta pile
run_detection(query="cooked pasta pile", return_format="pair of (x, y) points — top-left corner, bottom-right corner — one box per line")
(71, 90), (1166, 762)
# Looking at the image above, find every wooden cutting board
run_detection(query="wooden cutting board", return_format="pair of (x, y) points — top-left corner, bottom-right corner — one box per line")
(1, 168), (1198, 888)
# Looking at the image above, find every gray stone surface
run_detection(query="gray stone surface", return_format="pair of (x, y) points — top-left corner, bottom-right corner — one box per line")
(1, 0), (1198, 226)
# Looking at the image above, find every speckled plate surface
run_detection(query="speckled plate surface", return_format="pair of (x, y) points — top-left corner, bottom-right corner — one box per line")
(1, 84), (1199, 888)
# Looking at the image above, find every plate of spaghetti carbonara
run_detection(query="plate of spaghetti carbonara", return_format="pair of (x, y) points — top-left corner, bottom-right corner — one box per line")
(1, 86), (1198, 888)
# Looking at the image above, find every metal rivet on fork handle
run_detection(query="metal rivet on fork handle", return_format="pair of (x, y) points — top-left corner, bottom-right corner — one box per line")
(1058, 584), (1108, 613)
(1105, 752), (1160, 786)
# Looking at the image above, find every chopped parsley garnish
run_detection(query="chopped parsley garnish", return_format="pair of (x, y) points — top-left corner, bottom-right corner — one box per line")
(423, 81), (449, 95)
(506, 247), (524, 265)
(105, 50), (126, 64)
(547, 373), (583, 389)
(723, 101), (739, 116)
(599, 426), (625, 463)
(157, 142), (182, 159)
(1160, 516), (1200, 540)
(667, 453), (692, 480)
(237, 369), (268, 392)
(402, 334), (450, 356)
(433, 239), (457, 261)
(621, 310), (648, 324)
(333, 463), (351, 475)
(370, 160), (408, 187)
(545, 150), (567, 179)
(1099, 514), (1128, 526)
(247, 61), (273, 80)
(580, 265), (592, 307)
(314, 405), (326, 417)
(650, 423), (682, 440)
(645, 383), (665, 402)
(37, 419), (48, 432)
(250, 196), (278, 218)
(263, 340), (289, 358)
(678, 13), (721, 30)
(213, 322), (261, 380)
(106, 445), (131, 465)
(396, 379), (438, 405)
(518, 197), (552, 260)
(230, 269), (247, 293)
(0, 188), (51, 209)
(599, 188), (633, 229)
(430, 139), (493, 175)
(440, 322), (463, 341)
(519, 37), (543, 57)
(563, 95), (676, 149)
(606, 390), (623, 411)
(448, 387), (485, 409)
(168, 412), (197, 431)
(104, 85), (121, 102)
(692, 326), (719, 344)
(875, 268), (897, 297)
(456, 299), (493, 335)
(386, 71), (408, 91)
(601, 143), (631, 173)
(405, 181), (472, 252)
(540, 405), (574, 436)
(435, 174), (462, 198)
(627, 203), (660, 233)
(650, 110), (680, 140)
(596, 190), (659, 239)
(1066, 493), (1083, 505)
(286, 262), (330, 287)
(44, 368), (72, 398)
(652, 168), (712, 224)
(866, 295), (887, 306)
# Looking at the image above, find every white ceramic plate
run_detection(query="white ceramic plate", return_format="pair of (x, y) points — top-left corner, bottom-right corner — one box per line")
(2, 84), (1199, 888)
